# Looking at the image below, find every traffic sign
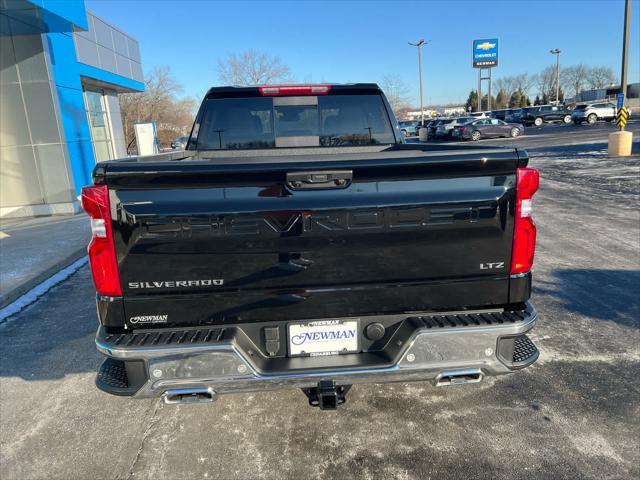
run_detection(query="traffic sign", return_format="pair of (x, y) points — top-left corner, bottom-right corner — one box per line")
(615, 106), (630, 128)
(617, 93), (625, 109)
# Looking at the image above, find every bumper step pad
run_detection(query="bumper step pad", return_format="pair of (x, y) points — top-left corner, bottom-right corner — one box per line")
(96, 357), (147, 396)
(513, 335), (539, 365)
(497, 334), (539, 369)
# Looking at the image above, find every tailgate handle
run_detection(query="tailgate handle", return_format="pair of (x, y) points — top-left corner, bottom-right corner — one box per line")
(286, 170), (352, 190)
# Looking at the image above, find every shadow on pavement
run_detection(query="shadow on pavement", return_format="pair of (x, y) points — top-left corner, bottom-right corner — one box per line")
(533, 268), (640, 328)
(0, 267), (101, 381)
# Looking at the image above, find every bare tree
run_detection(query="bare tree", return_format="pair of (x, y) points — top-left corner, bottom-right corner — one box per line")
(379, 75), (410, 115)
(512, 73), (536, 96)
(536, 65), (557, 99)
(495, 73), (534, 99)
(119, 67), (197, 151)
(495, 65), (616, 105)
(217, 50), (293, 85)
(587, 66), (617, 89)
(561, 64), (590, 97)
(495, 77), (517, 98)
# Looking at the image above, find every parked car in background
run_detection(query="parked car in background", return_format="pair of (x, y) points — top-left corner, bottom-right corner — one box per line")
(491, 109), (518, 121)
(436, 117), (474, 138)
(469, 111), (490, 118)
(424, 119), (441, 138)
(571, 102), (616, 124)
(171, 136), (189, 149)
(399, 121), (419, 137)
(521, 105), (572, 126)
(452, 118), (524, 141)
(505, 109), (522, 122)
(427, 119), (444, 138)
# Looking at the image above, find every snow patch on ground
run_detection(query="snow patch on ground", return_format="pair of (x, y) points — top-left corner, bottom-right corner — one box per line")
(0, 257), (88, 324)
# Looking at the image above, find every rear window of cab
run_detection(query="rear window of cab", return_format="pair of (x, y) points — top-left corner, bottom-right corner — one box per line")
(193, 94), (396, 150)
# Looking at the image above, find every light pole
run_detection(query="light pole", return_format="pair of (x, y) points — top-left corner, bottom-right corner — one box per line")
(620, 0), (631, 103)
(409, 39), (428, 124)
(550, 49), (561, 104)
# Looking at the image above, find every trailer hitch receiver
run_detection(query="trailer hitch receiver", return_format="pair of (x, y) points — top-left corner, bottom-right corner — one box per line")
(302, 381), (351, 410)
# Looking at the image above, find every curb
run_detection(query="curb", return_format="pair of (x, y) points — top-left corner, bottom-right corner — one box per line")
(0, 248), (87, 309)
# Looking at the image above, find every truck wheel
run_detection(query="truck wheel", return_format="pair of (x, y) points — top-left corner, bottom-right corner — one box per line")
(587, 114), (597, 124)
(471, 131), (481, 141)
(563, 114), (572, 124)
(534, 117), (543, 127)
(510, 128), (520, 138)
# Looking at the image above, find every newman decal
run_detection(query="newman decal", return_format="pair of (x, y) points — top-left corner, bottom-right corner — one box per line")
(129, 314), (168, 324)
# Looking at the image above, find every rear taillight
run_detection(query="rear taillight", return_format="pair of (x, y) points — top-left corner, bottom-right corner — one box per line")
(81, 185), (122, 296)
(511, 167), (540, 274)
(259, 84), (331, 96)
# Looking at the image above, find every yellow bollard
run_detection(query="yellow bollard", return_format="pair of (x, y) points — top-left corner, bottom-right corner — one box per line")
(608, 131), (634, 156)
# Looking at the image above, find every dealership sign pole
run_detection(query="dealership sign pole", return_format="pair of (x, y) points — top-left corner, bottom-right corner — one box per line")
(472, 39), (499, 112)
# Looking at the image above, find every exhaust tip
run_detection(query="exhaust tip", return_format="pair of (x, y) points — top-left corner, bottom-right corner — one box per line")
(435, 369), (483, 387)
(162, 388), (216, 405)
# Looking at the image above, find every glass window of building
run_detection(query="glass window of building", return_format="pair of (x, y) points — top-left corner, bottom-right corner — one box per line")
(84, 89), (114, 163)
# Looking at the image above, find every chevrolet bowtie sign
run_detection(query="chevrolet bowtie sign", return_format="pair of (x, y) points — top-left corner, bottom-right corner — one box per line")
(473, 38), (499, 68)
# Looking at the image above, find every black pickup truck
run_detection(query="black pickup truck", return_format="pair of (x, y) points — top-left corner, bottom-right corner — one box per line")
(83, 83), (540, 409)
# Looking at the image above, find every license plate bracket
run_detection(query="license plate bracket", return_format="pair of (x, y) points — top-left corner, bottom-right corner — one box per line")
(288, 319), (359, 357)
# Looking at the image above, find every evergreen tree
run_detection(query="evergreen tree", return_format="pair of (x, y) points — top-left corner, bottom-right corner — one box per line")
(534, 94), (541, 106)
(508, 90), (522, 108)
(465, 90), (478, 112)
(495, 90), (507, 109)
(542, 92), (549, 105)
(519, 94), (529, 108)
(479, 94), (496, 111)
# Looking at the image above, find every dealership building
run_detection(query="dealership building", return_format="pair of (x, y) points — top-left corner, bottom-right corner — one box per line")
(1, 0), (144, 218)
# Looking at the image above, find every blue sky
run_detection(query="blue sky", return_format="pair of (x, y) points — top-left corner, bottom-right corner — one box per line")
(87, 0), (639, 106)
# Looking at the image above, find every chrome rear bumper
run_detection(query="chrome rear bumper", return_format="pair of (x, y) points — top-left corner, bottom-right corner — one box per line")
(95, 304), (538, 400)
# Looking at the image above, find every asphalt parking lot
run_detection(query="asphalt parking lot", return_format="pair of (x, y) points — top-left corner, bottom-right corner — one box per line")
(409, 118), (638, 149)
(1, 121), (639, 480)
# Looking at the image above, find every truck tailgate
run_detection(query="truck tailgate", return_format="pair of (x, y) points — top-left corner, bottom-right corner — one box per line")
(101, 146), (525, 328)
